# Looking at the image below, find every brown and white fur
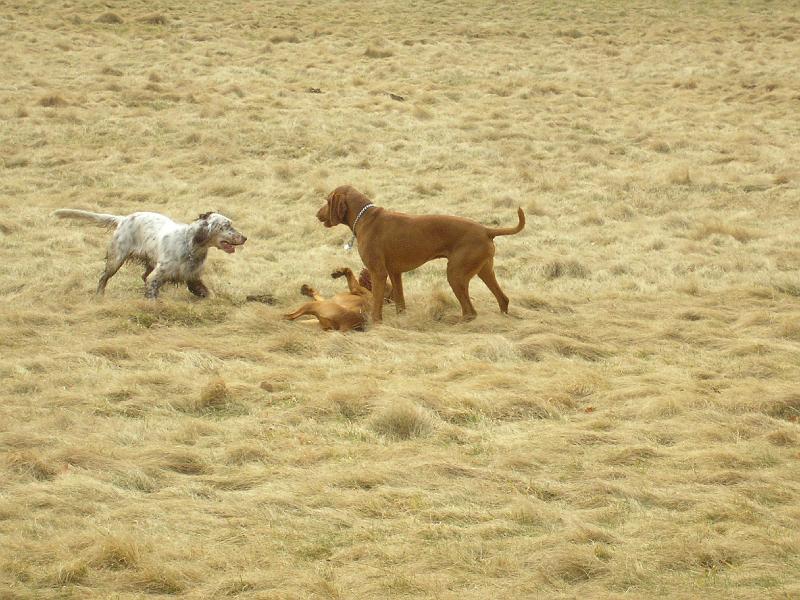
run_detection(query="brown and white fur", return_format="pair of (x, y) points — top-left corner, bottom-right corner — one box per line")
(52, 209), (246, 299)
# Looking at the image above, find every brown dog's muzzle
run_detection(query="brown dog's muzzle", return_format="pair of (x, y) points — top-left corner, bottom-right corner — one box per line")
(316, 204), (332, 227)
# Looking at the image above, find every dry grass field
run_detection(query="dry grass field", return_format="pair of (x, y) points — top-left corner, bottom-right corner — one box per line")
(2, 0), (800, 598)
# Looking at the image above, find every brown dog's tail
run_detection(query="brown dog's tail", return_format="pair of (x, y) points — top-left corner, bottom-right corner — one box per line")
(486, 207), (525, 238)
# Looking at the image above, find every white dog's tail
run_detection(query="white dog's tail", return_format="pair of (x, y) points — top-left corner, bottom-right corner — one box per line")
(52, 209), (122, 227)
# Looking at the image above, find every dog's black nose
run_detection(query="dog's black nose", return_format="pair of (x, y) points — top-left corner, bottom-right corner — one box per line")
(241, 236), (248, 243)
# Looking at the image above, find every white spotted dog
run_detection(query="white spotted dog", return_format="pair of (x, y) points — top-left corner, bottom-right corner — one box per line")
(52, 209), (247, 299)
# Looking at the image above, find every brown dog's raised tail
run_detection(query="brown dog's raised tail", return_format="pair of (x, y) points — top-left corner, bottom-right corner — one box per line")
(486, 207), (525, 238)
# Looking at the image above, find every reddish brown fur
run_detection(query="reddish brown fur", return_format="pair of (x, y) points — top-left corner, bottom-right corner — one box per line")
(358, 268), (393, 302)
(316, 185), (525, 323)
(284, 267), (374, 332)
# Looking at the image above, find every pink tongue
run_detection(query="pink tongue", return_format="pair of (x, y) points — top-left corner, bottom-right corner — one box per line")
(222, 245), (235, 254)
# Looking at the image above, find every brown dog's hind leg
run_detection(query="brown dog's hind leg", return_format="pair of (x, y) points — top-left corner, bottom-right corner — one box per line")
(388, 272), (406, 313)
(477, 259), (509, 313)
(285, 302), (314, 320)
(369, 266), (388, 324)
(446, 261), (478, 321)
(285, 302), (338, 331)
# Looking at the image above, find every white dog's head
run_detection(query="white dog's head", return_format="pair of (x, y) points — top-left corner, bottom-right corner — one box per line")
(193, 212), (247, 253)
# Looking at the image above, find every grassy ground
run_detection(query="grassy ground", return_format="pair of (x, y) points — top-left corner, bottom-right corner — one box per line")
(1, 1), (799, 598)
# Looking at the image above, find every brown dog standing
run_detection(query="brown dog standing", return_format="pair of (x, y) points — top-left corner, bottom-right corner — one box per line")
(316, 185), (525, 323)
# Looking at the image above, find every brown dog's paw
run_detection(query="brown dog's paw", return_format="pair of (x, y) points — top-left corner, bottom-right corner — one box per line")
(300, 284), (316, 298)
(330, 268), (351, 279)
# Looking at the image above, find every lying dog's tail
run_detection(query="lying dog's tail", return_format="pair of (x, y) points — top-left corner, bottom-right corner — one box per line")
(52, 209), (122, 227)
(486, 208), (525, 238)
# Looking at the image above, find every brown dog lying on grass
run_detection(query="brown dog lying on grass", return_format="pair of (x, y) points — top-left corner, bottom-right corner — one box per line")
(285, 267), (392, 332)
(316, 185), (525, 323)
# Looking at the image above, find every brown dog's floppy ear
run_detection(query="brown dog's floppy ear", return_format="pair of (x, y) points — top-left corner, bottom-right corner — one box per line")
(328, 192), (347, 226)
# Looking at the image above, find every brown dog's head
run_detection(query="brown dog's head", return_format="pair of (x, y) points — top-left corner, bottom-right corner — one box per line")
(316, 185), (370, 228)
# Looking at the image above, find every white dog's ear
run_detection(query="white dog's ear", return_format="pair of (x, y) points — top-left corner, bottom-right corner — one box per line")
(198, 211), (213, 221)
(193, 222), (210, 246)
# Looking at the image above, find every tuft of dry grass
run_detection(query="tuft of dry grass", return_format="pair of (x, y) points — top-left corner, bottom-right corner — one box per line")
(128, 563), (193, 594)
(691, 219), (759, 243)
(542, 259), (589, 280)
(539, 545), (609, 584)
(95, 12), (123, 24)
(153, 449), (210, 475)
(139, 13), (168, 25)
(649, 140), (671, 153)
(370, 401), (435, 439)
(517, 334), (611, 362)
(38, 94), (68, 107)
(507, 497), (561, 527)
(364, 46), (394, 59)
(329, 391), (372, 420)
(190, 377), (231, 412)
(269, 31), (300, 44)
(50, 560), (89, 586)
(92, 533), (143, 569)
(5, 450), (59, 480)
(426, 288), (459, 321)
(764, 392), (800, 421)
(412, 105), (434, 120)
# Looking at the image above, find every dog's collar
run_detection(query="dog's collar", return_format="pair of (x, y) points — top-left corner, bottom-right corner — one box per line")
(344, 203), (374, 251)
(350, 203), (374, 233)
